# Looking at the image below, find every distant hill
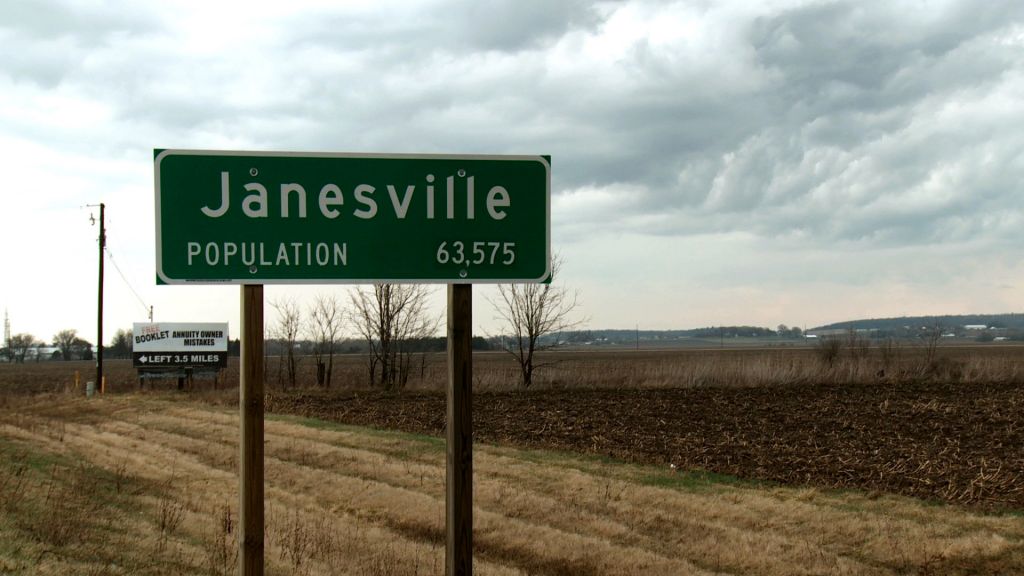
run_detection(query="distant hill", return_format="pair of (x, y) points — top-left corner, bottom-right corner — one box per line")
(568, 326), (791, 347)
(573, 314), (1024, 347)
(812, 313), (1024, 332)
(587, 326), (778, 340)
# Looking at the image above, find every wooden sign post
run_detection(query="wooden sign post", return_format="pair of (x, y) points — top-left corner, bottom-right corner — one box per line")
(239, 285), (264, 575)
(446, 284), (473, 575)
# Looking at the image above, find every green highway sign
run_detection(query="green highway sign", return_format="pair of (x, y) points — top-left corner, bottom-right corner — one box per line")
(154, 150), (550, 284)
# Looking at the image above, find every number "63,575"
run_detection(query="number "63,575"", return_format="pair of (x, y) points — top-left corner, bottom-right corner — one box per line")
(436, 241), (515, 266)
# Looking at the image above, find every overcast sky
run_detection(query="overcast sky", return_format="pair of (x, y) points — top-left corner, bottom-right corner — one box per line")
(2, 0), (1023, 345)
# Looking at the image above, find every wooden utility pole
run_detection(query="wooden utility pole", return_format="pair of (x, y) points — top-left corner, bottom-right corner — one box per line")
(239, 285), (265, 575)
(96, 203), (105, 392)
(446, 284), (473, 575)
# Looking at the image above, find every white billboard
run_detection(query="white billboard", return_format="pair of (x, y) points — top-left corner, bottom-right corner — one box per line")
(133, 322), (229, 368)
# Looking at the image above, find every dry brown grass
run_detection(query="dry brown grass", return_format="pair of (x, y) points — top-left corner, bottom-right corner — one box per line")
(3, 344), (1022, 396)
(0, 393), (1021, 575)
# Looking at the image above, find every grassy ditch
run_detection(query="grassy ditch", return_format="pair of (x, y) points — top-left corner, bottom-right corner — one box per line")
(0, 394), (1022, 575)
(0, 437), (193, 575)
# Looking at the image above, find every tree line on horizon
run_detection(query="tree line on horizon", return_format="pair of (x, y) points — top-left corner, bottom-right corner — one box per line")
(2, 258), (584, 390)
(1, 329), (96, 364)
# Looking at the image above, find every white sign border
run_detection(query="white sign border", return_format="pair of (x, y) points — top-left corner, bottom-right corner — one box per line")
(154, 149), (552, 285)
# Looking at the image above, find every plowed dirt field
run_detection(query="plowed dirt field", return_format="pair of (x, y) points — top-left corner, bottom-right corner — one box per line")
(266, 380), (1024, 509)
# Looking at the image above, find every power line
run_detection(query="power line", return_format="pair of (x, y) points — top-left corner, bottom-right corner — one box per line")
(104, 246), (151, 318)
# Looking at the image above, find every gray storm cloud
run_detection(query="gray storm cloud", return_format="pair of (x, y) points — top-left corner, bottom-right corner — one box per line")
(3, 0), (1021, 250)
(2, 0), (1022, 334)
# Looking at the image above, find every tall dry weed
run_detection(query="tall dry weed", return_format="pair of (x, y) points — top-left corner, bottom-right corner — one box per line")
(367, 542), (400, 576)
(156, 492), (186, 552)
(816, 337), (843, 368)
(24, 463), (101, 548)
(204, 503), (238, 576)
(275, 509), (337, 574)
(0, 449), (30, 514)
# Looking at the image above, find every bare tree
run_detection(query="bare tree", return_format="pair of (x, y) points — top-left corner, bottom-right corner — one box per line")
(306, 294), (343, 388)
(34, 341), (48, 363)
(489, 256), (585, 388)
(9, 333), (40, 363)
(919, 322), (945, 374)
(270, 297), (302, 389)
(349, 284), (439, 391)
(72, 337), (94, 361)
(53, 329), (78, 361)
(109, 328), (133, 359)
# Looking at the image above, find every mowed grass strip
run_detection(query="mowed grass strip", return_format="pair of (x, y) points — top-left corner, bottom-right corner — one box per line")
(0, 394), (1020, 575)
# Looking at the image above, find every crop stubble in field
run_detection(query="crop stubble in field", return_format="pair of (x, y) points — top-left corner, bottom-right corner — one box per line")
(4, 349), (1023, 510)
(1, 394), (1022, 575)
(267, 380), (1024, 510)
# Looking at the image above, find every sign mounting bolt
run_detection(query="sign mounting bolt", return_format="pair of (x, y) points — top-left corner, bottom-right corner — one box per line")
(250, 168), (258, 176)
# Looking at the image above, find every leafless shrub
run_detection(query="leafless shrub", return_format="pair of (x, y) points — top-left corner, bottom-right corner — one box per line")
(0, 449), (29, 513)
(918, 322), (945, 374)
(273, 511), (346, 574)
(846, 329), (871, 362)
(278, 510), (313, 573)
(112, 459), (132, 494)
(877, 338), (900, 372)
(815, 337), (843, 368)
(156, 492), (186, 551)
(52, 420), (66, 443)
(204, 504), (238, 576)
(368, 543), (399, 576)
(26, 464), (97, 547)
(921, 356), (965, 381)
